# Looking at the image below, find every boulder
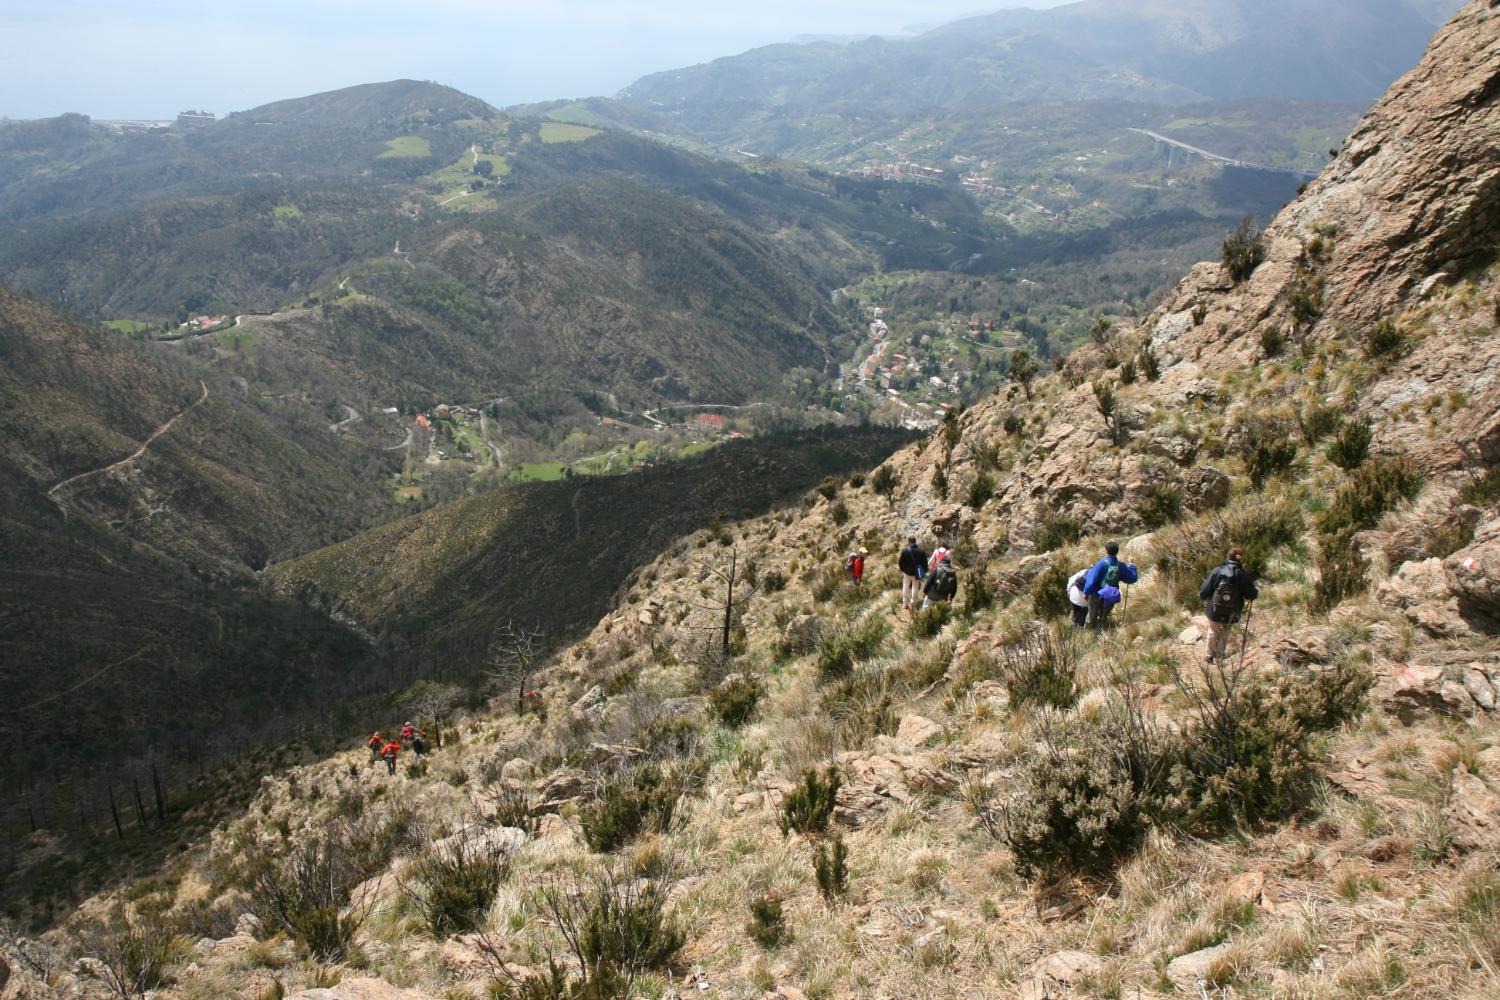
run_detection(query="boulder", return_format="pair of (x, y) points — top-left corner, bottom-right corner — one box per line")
(1166, 944), (1233, 993)
(534, 769), (588, 814)
(1377, 558), (1450, 610)
(1273, 627), (1331, 669)
(1446, 766), (1500, 853)
(1446, 519), (1500, 620)
(571, 684), (606, 721)
(1180, 466), (1231, 513)
(1019, 950), (1103, 1000)
(1464, 668), (1497, 712)
(1222, 871), (1266, 909)
(235, 913), (262, 938)
(1383, 664), (1474, 720)
(895, 715), (943, 749)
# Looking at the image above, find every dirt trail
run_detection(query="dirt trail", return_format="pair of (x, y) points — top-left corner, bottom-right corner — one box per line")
(48, 381), (209, 501)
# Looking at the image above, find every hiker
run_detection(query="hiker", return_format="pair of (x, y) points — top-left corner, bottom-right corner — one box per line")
(1066, 568), (1090, 627)
(845, 547), (867, 587)
(928, 545), (950, 577)
(1199, 545), (1259, 664)
(1082, 540), (1139, 628)
(400, 721), (416, 745)
(922, 556), (958, 609)
(898, 536), (929, 609)
(381, 739), (401, 775)
(412, 730), (427, 757)
(367, 732), (383, 761)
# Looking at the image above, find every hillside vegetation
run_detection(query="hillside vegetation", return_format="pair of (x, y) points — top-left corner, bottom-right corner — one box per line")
(5, 5), (1497, 999)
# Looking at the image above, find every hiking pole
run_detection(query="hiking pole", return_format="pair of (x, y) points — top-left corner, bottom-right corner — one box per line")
(1237, 602), (1254, 671)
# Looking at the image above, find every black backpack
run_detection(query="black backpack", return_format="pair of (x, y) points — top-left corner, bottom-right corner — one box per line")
(1212, 565), (1245, 617)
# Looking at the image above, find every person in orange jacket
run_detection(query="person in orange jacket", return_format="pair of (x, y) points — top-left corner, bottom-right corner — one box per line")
(381, 740), (401, 775)
(367, 732), (383, 761)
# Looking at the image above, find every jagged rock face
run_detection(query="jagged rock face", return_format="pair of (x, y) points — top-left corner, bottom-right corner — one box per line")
(1151, 0), (1500, 363)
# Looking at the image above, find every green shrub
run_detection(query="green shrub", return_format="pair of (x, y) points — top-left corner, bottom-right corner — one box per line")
(1460, 465), (1500, 506)
(1364, 318), (1406, 361)
(967, 472), (996, 509)
(760, 569), (787, 594)
(579, 762), (690, 853)
(933, 463), (949, 499)
(870, 465), (899, 497)
(848, 472), (865, 488)
(1036, 515), (1081, 553)
(1158, 661), (1371, 832)
(1002, 721), (1151, 878)
(746, 894), (788, 949)
(1237, 413), (1300, 488)
(816, 476), (842, 500)
(780, 766), (841, 836)
(829, 500), (849, 525)
(941, 410), (962, 451)
(1287, 267), (1324, 325)
(1317, 457), (1423, 551)
(1119, 357), (1137, 384)
(815, 838), (849, 902)
(995, 627), (1080, 710)
(1139, 345), (1161, 382)
(1313, 547), (1369, 611)
(78, 915), (189, 998)
(1003, 412), (1024, 436)
(814, 619), (887, 682)
(483, 782), (540, 837)
(1297, 401), (1342, 443)
(1260, 326), (1285, 358)
(1138, 481), (1182, 529)
(1030, 561), (1074, 620)
(1223, 216), (1267, 283)
(908, 601), (952, 639)
(405, 828), (512, 936)
(1326, 420), (1372, 470)
(577, 876), (683, 978)
(709, 675), (764, 728)
(962, 568), (995, 616)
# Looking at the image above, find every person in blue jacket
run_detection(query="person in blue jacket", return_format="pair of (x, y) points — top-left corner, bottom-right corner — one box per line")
(1082, 540), (1139, 628)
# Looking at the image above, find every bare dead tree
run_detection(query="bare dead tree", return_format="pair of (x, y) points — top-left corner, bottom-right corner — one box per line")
(680, 547), (760, 684)
(485, 621), (546, 716)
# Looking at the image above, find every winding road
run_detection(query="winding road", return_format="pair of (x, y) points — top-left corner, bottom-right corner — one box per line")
(48, 381), (210, 502)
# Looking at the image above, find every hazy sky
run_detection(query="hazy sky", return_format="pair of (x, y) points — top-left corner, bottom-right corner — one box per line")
(0, 0), (1073, 120)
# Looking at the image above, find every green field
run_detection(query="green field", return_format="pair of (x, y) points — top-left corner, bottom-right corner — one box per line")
(540, 122), (601, 144)
(103, 319), (155, 334)
(271, 204), (303, 219)
(378, 135), (432, 159)
(678, 441), (719, 459)
(429, 149), (511, 204)
(216, 329), (259, 354)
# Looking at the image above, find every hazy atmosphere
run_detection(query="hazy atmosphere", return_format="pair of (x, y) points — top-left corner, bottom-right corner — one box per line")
(0, 0), (1067, 118)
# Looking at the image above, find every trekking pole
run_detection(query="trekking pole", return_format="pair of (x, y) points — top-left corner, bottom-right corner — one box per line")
(1237, 603), (1254, 671)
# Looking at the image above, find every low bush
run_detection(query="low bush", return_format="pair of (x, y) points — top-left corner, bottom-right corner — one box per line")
(829, 500), (849, 525)
(404, 826), (511, 937)
(814, 619), (887, 682)
(1002, 720), (1151, 878)
(1139, 345), (1161, 381)
(1138, 481), (1182, 529)
(1260, 326), (1285, 358)
(1223, 216), (1267, 283)
(1313, 547), (1369, 612)
(1364, 318), (1406, 361)
(579, 761), (692, 853)
(1236, 413), (1300, 488)
(967, 472), (996, 509)
(815, 838), (850, 902)
(1297, 401), (1343, 444)
(746, 894), (788, 949)
(1460, 465), (1500, 506)
(1326, 420), (1372, 470)
(996, 626), (1080, 710)
(1317, 457), (1423, 552)
(1030, 560), (1075, 620)
(482, 782), (540, 836)
(760, 569), (787, 594)
(870, 465), (899, 497)
(908, 601), (952, 639)
(709, 674), (764, 728)
(1036, 515), (1082, 554)
(962, 567), (995, 616)
(78, 913), (189, 999)
(780, 766), (841, 836)
(815, 476), (842, 500)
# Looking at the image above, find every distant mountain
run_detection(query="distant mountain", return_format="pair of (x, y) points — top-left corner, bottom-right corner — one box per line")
(620, 0), (1462, 126)
(225, 79), (497, 127)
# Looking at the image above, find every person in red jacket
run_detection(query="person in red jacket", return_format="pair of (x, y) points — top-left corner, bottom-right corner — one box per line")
(400, 721), (416, 745)
(367, 732), (383, 761)
(381, 740), (401, 775)
(845, 547), (867, 587)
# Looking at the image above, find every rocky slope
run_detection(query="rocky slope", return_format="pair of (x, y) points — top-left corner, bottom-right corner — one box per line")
(4, 3), (1500, 999)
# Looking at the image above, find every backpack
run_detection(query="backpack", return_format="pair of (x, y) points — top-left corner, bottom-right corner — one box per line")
(1103, 562), (1122, 588)
(1212, 565), (1245, 617)
(935, 566), (957, 596)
